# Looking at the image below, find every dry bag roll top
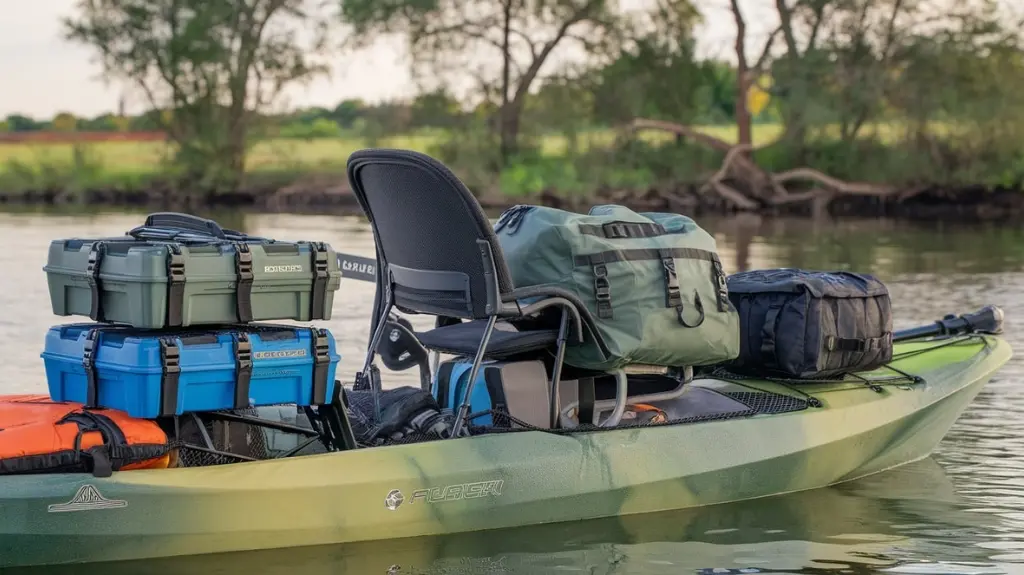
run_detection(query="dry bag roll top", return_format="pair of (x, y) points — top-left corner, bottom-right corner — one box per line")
(495, 204), (741, 371)
(725, 268), (894, 379)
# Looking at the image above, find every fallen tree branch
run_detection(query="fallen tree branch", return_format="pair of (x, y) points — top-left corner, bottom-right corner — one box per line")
(772, 168), (898, 197)
(698, 143), (760, 209)
(630, 118), (735, 153)
(626, 117), (913, 212)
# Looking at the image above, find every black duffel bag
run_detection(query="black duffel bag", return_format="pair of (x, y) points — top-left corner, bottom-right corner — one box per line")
(725, 269), (893, 379)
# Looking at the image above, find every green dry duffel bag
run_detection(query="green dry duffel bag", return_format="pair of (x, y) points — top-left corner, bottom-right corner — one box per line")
(494, 204), (740, 371)
(43, 213), (341, 329)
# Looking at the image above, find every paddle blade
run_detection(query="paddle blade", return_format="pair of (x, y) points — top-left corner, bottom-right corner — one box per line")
(336, 253), (378, 283)
(959, 304), (1005, 335)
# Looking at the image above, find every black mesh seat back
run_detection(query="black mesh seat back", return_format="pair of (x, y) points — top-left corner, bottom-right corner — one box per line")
(347, 149), (515, 319)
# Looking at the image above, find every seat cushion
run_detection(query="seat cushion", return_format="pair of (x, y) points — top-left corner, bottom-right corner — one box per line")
(417, 320), (558, 359)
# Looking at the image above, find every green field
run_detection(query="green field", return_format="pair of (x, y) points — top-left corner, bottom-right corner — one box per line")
(0, 124), (783, 179)
(0, 120), (963, 192)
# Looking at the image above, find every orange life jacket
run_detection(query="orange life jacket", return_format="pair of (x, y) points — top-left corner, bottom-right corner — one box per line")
(0, 394), (171, 477)
(622, 403), (668, 424)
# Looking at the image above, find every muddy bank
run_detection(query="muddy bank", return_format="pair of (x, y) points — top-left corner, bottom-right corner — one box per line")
(1, 178), (1022, 221)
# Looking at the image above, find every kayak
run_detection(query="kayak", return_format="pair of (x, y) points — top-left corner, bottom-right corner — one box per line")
(0, 318), (1012, 569)
(10, 457), (975, 574)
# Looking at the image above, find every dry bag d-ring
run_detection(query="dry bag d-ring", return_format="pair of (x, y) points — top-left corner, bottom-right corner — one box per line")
(677, 291), (705, 328)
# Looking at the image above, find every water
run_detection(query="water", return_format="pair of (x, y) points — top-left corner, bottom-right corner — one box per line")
(2, 209), (1024, 575)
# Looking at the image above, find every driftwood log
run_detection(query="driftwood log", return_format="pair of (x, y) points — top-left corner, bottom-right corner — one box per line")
(628, 118), (924, 213)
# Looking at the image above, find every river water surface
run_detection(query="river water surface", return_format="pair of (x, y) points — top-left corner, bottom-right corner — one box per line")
(2, 209), (1024, 575)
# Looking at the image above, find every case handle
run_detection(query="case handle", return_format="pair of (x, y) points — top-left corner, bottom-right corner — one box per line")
(141, 212), (228, 238)
(127, 212), (266, 243)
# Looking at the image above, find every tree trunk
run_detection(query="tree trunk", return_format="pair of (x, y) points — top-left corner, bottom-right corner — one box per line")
(499, 0), (515, 163)
(500, 107), (520, 162)
(730, 0), (753, 150)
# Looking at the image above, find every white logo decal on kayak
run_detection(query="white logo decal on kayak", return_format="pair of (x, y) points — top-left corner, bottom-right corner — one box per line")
(48, 485), (127, 513)
(385, 489), (405, 511)
(410, 480), (504, 505)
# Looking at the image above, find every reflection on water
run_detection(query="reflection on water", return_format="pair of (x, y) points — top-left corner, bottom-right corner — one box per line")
(1, 208), (1023, 574)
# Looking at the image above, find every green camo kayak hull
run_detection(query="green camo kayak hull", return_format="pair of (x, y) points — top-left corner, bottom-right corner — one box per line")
(0, 334), (1011, 569)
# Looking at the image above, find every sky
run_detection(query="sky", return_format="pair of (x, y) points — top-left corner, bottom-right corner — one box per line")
(0, 0), (1011, 119)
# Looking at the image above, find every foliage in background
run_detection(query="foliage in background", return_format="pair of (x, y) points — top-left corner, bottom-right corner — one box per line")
(2, 0), (1024, 199)
(61, 0), (339, 196)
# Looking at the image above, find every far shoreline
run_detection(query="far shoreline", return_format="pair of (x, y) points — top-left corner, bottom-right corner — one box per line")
(1, 179), (1022, 223)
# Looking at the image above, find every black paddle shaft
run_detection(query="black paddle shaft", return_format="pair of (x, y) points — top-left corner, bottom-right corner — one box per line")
(893, 305), (1005, 343)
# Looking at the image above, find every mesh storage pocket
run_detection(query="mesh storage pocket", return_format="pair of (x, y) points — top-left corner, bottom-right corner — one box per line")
(171, 408), (272, 467)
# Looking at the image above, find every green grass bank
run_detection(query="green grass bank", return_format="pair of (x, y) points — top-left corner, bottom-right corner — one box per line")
(1, 123), (1022, 221)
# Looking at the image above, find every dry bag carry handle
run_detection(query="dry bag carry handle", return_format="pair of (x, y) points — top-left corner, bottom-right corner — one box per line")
(142, 212), (228, 239)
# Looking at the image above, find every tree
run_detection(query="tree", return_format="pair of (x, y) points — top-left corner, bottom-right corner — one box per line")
(111, 115), (132, 132)
(339, 0), (692, 164)
(51, 112), (79, 132)
(629, 0), (1024, 213)
(331, 99), (365, 129)
(64, 0), (337, 193)
(409, 88), (463, 129)
(5, 114), (42, 132)
(590, 33), (704, 128)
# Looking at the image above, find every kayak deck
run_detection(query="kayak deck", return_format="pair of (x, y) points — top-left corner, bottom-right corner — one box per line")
(0, 333), (1012, 569)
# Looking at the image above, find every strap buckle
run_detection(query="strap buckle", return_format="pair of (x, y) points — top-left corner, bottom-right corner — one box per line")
(86, 243), (106, 321)
(313, 242), (329, 278)
(86, 247), (101, 279)
(311, 328), (331, 405)
(82, 330), (97, 369)
(234, 332), (253, 409)
(234, 243), (254, 322)
(165, 246), (187, 327)
(236, 333), (252, 369)
(593, 265), (611, 302)
(592, 263), (613, 320)
(158, 338), (181, 417)
(711, 258), (729, 312)
(602, 223), (629, 239)
(313, 329), (331, 363)
(310, 242), (330, 320)
(235, 243), (253, 281)
(82, 329), (100, 407)
(160, 339), (181, 374)
(168, 252), (186, 282)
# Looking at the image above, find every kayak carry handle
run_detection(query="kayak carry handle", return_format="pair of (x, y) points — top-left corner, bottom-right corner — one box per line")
(893, 304), (1005, 343)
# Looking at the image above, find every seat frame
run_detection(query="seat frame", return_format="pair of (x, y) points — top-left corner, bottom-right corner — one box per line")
(345, 148), (690, 437)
